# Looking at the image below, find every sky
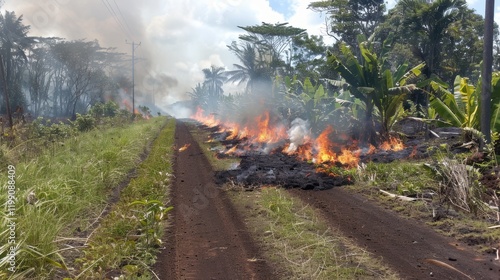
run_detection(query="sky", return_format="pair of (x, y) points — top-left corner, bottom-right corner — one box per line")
(1, 0), (498, 112)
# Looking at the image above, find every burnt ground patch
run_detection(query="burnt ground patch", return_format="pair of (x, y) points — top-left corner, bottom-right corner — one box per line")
(215, 152), (351, 190)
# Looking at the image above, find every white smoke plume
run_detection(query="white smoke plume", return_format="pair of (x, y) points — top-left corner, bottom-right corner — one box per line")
(286, 118), (311, 153)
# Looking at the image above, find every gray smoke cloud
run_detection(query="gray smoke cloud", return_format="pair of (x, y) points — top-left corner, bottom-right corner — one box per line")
(2, 0), (331, 112)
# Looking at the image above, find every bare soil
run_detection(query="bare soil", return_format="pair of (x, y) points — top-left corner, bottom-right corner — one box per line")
(155, 121), (500, 279)
(154, 120), (276, 279)
(290, 187), (500, 280)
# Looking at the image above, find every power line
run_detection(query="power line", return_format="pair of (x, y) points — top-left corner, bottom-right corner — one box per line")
(112, 0), (134, 40)
(100, 0), (133, 40)
(104, 0), (132, 39)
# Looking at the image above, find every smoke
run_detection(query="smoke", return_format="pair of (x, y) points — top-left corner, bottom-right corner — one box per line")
(286, 118), (311, 153)
(165, 103), (192, 119)
(3, 0), (331, 113)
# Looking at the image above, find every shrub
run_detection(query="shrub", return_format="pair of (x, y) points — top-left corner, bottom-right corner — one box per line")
(73, 113), (96, 132)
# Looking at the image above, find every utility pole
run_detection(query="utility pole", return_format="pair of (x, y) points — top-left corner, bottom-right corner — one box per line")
(481, 0), (494, 148)
(126, 41), (141, 115)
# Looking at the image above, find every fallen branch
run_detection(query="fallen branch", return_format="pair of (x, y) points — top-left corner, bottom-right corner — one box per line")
(379, 190), (417, 202)
(488, 225), (500, 229)
(424, 259), (473, 279)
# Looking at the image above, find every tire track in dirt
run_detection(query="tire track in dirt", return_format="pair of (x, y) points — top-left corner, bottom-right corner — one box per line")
(154, 120), (275, 280)
(290, 188), (500, 280)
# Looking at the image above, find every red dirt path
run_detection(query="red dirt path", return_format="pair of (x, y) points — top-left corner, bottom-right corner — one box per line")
(154, 121), (276, 279)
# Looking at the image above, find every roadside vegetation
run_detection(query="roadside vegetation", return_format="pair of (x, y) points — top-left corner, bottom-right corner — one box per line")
(74, 118), (175, 279)
(350, 152), (500, 256)
(0, 102), (174, 279)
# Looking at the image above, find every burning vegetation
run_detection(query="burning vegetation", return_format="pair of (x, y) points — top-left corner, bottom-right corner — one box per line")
(192, 107), (405, 167)
(191, 107), (414, 189)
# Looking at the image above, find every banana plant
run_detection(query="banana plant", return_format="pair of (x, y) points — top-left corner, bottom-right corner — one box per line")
(429, 73), (500, 138)
(282, 76), (335, 134)
(327, 37), (424, 144)
(429, 75), (477, 128)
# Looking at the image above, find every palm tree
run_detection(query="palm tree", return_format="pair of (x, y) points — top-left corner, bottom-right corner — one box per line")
(0, 11), (34, 125)
(399, 0), (466, 79)
(226, 41), (272, 95)
(189, 83), (208, 109)
(202, 65), (226, 99)
(201, 65), (226, 112)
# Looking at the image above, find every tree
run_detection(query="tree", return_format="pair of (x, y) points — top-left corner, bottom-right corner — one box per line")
(482, 0), (495, 145)
(290, 33), (332, 81)
(237, 22), (305, 73)
(25, 42), (53, 116)
(189, 83), (208, 109)
(226, 41), (273, 95)
(0, 11), (34, 125)
(397, 0), (466, 80)
(309, 0), (386, 50)
(202, 65), (226, 112)
(202, 65), (226, 99)
(49, 40), (116, 117)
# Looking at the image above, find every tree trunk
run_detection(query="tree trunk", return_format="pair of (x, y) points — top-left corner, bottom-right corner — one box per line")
(364, 102), (377, 146)
(0, 54), (13, 128)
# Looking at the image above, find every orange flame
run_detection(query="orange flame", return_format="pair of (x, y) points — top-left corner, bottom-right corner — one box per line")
(193, 107), (220, 127)
(315, 126), (337, 163)
(252, 112), (287, 143)
(379, 137), (405, 151)
(190, 108), (409, 173)
(409, 146), (417, 158)
(314, 126), (359, 168)
(122, 99), (132, 111)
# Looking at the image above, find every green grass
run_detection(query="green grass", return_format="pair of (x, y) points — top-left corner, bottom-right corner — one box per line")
(74, 118), (176, 279)
(354, 160), (438, 196)
(0, 117), (167, 279)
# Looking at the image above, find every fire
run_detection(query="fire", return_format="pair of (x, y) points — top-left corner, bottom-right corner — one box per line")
(286, 143), (313, 161)
(193, 107), (220, 127)
(379, 137), (405, 151)
(315, 126), (337, 163)
(190, 107), (408, 173)
(314, 126), (360, 168)
(409, 146), (417, 158)
(122, 99), (132, 111)
(253, 112), (287, 143)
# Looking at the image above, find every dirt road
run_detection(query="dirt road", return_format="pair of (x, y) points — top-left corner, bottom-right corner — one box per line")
(291, 188), (500, 280)
(154, 121), (275, 280)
